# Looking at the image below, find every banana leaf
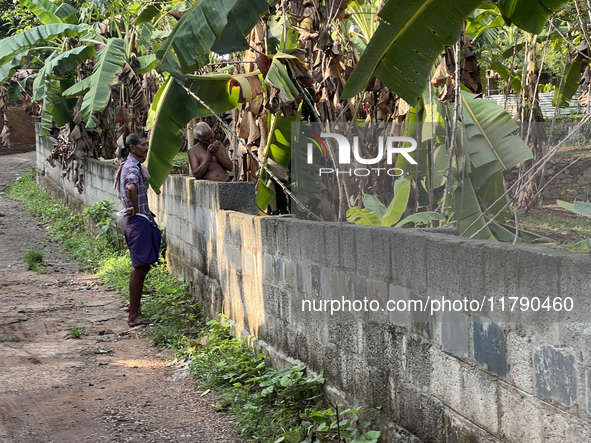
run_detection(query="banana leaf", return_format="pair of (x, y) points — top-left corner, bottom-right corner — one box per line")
(156, 0), (267, 75)
(0, 48), (29, 85)
(346, 206), (382, 225)
(364, 194), (387, 219)
(78, 38), (126, 129)
(16, 0), (61, 24)
(497, 0), (569, 35)
(552, 60), (582, 108)
(0, 24), (90, 67)
(460, 91), (533, 188)
(454, 174), (495, 241)
(557, 200), (591, 217)
(133, 54), (158, 74)
(54, 3), (79, 24)
(40, 78), (76, 136)
(265, 56), (300, 102)
(257, 105), (302, 211)
(133, 4), (161, 26)
(477, 170), (512, 223)
(341, 0), (483, 104)
(33, 45), (96, 101)
(146, 72), (263, 193)
(489, 61), (522, 93)
(395, 211), (445, 227)
(62, 76), (92, 97)
(382, 178), (411, 226)
(466, 7), (504, 40)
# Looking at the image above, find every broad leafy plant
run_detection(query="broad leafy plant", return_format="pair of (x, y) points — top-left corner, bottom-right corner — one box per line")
(557, 200), (591, 251)
(347, 178), (445, 227)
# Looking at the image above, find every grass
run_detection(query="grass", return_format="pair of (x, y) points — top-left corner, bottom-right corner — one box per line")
(9, 169), (118, 271)
(24, 248), (47, 274)
(9, 167), (382, 443)
(0, 335), (21, 342)
(519, 208), (591, 249)
(67, 327), (87, 339)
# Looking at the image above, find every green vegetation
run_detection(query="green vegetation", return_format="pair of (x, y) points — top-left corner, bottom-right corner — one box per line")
(67, 326), (87, 339)
(24, 248), (47, 274)
(10, 169), (116, 271)
(171, 152), (190, 174)
(0, 335), (21, 342)
(82, 200), (124, 250)
(520, 211), (591, 237)
(9, 168), (382, 442)
(187, 318), (381, 443)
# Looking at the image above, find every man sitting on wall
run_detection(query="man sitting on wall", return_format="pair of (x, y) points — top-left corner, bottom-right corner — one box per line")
(188, 122), (233, 182)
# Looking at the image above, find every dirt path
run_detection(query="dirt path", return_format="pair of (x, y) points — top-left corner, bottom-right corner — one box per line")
(0, 152), (241, 443)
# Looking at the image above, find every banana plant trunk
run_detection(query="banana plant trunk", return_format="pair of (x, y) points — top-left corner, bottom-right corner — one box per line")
(516, 38), (545, 210)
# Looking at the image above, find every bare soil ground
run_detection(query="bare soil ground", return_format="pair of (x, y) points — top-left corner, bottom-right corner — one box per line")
(0, 152), (241, 442)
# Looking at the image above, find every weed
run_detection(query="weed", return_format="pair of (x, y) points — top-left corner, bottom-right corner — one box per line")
(24, 249), (47, 274)
(98, 255), (203, 348)
(82, 200), (124, 249)
(0, 211), (5, 216)
(0, 335), (21, 342)
(67, 327), (87, 339)
(187, 317), (381, 442)
(10, 169), (382, 441)
(10, 169), (122, 271)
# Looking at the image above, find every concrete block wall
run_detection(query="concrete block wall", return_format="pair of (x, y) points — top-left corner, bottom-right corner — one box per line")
(36, 133), (591, 442)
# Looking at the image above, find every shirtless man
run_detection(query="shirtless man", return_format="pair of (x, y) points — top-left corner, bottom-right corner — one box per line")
(188, 122), (233, 182)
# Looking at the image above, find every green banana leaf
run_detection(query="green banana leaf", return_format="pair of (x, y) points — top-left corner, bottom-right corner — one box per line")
(257, 105), (302, 211)
(364, 194), (387, 219)
(266, 13), (299, 55)
(557, 200), (591, 217)
(460, 91), (533, 189)
(552, 60), (582, 108)
(497, 0), (569, 35)
(78, 38), (126, 129)
(466, 6), (504, 41)
(454, 174), (495, 241)
(395, 211), (445, 227)
(156, 0), (267, 75)
(54, 3), (79, 24)
(265, 56), (300, 102)
(16, 0), (62, 24)
(0, 24), (90, 67)
(489, 61), (522, 93)
(570, 238), (591, 252)
(477, 170), (512, 223)
(382, 178), (411, 226)
(146, 72), (263, 193)
(341, 0), (483, 104)
(40, 78), (76, 136)
(133, 54), (158, 74)
(33, 45), (96, 101)
(489, 221), (543, 244)
(346, 206), (382, 225)
(210, 0), (270, 54)
(62, 76), (92, 98)
(133, 4), (161, 26)
(0, 48), (29, 85)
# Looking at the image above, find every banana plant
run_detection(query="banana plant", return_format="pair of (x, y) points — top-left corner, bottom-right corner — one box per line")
(552, 60), (583, 107)
(342, 0), (569, 105)
(347, 178), (445, 227)
(155, 0), (268, 78)
(146, 72), (264, 192)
